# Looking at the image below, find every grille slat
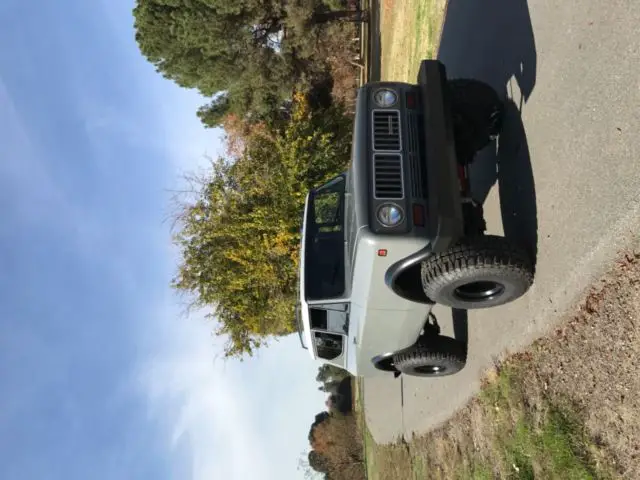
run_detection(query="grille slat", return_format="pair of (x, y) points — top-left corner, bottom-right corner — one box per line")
(407, 112), (424, 198)
(372, 110), (401, 151)
(373, 153), (403, 199)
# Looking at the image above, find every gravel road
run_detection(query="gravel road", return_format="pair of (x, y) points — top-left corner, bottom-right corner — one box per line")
(364, 0), (640, 444)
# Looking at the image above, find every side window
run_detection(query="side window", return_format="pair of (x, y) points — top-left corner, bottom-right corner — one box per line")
(305, 174), (347, 301)
(309, 308), (328, 330)
(314, 192), (342, 232)
(312, 176), (345, 233)
(314, 332), (343, 360)
(309, 303), (349, 334)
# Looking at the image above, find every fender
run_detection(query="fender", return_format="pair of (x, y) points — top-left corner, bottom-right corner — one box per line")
(384, 245), (436, 304)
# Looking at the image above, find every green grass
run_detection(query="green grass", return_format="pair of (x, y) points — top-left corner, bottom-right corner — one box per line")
(478, 366), (609, 480)
(412, 455), (426, 478)
(380, 0), (447, 81)
(361, 363), (617, 480)
(364, 426), (379, 478)
(353, 376), (377, 478)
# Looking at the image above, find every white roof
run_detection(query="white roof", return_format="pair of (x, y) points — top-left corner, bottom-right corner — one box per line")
(298, 193), (316, 359)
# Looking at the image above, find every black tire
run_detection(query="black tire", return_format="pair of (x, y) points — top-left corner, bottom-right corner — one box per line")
(448, 79), (504, 165)
(392, 336), (467, 377)
(421, 235), (534, 309)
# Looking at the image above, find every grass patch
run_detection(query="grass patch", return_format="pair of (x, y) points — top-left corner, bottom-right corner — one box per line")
(380, 0), (447, 81)
(365, 361), (617, 480)
(364, 426), (380, 478)
(354, 377), (378, 478)
(478, 364), (609, 480)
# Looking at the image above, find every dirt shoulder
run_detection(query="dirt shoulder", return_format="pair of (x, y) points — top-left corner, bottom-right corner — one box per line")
(366, 244), (640, 479)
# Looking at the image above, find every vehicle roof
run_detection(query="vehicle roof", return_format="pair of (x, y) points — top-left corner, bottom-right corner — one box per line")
(298, 193), (316, 359)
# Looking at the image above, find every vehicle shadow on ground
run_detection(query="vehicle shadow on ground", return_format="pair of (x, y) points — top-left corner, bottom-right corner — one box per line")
(437, 0), (537, 101)
(437, 0), (538, 346)
(472, 99), (538, 263)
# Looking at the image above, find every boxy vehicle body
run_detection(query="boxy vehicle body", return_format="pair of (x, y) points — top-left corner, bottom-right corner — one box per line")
(296, 60), (534, 378)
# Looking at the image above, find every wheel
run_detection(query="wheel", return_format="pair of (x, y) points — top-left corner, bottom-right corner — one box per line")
(421, 235), (534, 309)
(448, 79), (504, 165)
(392, 336), (467, 377)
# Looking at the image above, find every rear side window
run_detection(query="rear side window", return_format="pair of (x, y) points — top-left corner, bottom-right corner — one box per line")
(314, 332), (343, 360)
(306, 234), (345, 299)
(309, 304), (349, 334)
(310, 308), (328, 330)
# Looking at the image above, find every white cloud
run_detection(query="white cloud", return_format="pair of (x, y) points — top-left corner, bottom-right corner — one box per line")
(0, 78), (70, 223)
(154, 88), (227, 181)
(0, 77), (112, 260)
(135, 308), (275, 480)
(132, 302), (328, 480)
(0, 76), (154, 300)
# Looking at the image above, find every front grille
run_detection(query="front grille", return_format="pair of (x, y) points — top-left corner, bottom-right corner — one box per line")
(406, 112), (423, 198)
(372, 110), (401, 151)
(373, 153), (404, 199)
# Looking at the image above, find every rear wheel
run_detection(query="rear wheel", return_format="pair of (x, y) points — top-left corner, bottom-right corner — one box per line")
(392, 336), (467, 377)
(421, 235), (534, 309)
(448, 79), (504, 165)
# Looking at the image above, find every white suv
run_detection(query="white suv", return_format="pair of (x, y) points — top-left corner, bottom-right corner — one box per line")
(296, 60), (534, 378)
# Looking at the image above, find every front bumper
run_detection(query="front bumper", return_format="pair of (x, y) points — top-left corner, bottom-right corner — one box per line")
(418, 60), (464, 253)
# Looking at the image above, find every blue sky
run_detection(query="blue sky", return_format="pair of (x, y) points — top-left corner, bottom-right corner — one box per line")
(0, 1), (326, 479)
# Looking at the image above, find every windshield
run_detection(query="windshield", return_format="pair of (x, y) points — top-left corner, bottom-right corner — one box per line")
(304, 175), (346, 301)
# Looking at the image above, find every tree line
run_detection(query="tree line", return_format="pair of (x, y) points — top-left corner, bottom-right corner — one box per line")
(134, 0), (365, 128)
(133, 0), (364, 357)
(304, 365), (365, 479)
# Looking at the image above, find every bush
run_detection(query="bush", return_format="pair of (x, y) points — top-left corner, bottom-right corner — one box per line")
(308, 413), (366, 480)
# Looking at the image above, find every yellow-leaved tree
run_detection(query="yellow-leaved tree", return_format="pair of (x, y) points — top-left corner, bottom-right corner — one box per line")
(172, 93), (352, 358)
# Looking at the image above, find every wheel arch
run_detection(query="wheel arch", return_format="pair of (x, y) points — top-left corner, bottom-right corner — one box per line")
(371, 352), (398, 372)
(384, 247), (435, 305)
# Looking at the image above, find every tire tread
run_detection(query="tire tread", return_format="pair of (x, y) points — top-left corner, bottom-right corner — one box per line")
(393, 337), (467, 377)
(421, 235), (534, 308)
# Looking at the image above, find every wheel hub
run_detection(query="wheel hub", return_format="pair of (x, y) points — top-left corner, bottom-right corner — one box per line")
(414, 365), (446, 374)
(454, 280), (505, 301)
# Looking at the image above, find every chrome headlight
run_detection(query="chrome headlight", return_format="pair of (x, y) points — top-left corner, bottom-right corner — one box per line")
(373, 89), (397, 107)
(377, 203), (404, 227)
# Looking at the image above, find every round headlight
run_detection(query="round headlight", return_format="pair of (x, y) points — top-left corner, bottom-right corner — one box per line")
(377, 204), (404, 227)
(373, 89), (397, 107)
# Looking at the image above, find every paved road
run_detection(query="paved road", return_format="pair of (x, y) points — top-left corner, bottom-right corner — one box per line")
(364, 0), (640, 444)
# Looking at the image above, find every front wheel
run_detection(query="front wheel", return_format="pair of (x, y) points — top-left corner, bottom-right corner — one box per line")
(392, 336), (467, 377)
(421, 235), (534, 309)
(448, 79), (504, 165)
